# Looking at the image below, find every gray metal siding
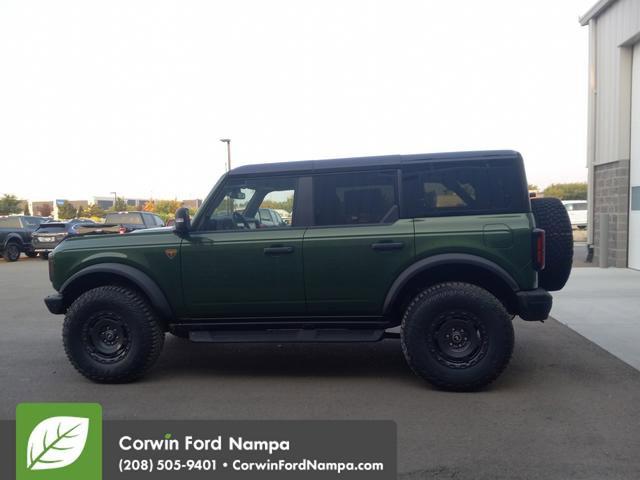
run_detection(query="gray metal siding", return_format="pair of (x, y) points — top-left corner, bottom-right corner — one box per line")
(592, 0), (640, 166)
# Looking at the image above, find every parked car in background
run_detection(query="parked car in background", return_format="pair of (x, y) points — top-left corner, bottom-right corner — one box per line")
(563, 200), (588, 229)
(32, 219), (97, 259)
(273, 208), (292, 225)
(0, 215), (48, 261)
(102, 212), (165, 233)
(254, 208), (288, 227)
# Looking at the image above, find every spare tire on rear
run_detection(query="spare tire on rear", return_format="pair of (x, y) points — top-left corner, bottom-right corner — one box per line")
(531, 197), (573, 291)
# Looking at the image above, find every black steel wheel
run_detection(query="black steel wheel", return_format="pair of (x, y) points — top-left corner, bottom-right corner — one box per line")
(84, 311), (131, 363)
(401, 282), (514, 391)
(432, 311), (488, 368)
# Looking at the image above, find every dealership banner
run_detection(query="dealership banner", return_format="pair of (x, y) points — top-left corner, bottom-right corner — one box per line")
(1, 406), (396, 479)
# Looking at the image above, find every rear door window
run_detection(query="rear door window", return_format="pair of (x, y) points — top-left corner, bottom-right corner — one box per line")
(312, 170), (398, 226)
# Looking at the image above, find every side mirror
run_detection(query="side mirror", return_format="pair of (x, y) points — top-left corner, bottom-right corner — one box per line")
(174, 207), (191, 235)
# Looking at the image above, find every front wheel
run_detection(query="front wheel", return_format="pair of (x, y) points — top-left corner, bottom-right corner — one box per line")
(401, 282), (514, 391)
(63, 286), (165, 383)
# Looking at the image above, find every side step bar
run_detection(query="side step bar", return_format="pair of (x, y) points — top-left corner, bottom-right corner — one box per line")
(189, 328), (387, 343)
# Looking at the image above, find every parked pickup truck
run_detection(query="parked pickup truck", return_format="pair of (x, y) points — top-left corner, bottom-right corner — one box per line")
(0, 215), (48, 261)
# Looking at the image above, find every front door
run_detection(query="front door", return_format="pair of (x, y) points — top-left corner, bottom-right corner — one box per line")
(303, 170), (415, 315)
(181, 175), (306, 317)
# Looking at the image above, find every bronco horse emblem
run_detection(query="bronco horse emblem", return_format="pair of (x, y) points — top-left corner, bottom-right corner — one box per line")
(164, 248), (177, 259)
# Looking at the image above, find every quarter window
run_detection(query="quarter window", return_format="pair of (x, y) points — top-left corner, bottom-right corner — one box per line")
(313, 171), (398, 226)
(402, 160), (527, 217)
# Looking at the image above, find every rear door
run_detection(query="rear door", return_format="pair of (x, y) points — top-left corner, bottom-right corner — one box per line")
(303, 170), (415, 316)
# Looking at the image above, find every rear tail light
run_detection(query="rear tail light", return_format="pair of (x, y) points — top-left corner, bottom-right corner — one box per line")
(532, 228), (545, 271)
(119, 226), (126, 235)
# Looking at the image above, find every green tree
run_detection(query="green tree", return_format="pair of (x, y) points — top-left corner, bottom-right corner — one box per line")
(58, 201), (78, 219)
(260, 195), (294, 213)
(542, 182), (587, 200)
(111, 197), (128, 212)
(528, 184), (539, 191)
(0, 194), (22, 215)
(84, 203), (105, 217)
(76, 206), (85, 218)
(154, 200), (182, 216)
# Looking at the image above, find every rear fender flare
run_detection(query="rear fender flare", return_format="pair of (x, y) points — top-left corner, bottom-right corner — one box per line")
(2, 233), (24, 250)
(382, 253), (519, 314)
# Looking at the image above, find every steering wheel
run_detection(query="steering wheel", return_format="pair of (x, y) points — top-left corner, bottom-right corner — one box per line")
(232, 211), (251, 229)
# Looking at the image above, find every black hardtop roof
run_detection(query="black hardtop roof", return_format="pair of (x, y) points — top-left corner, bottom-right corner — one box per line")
(228, 150), (521, 176)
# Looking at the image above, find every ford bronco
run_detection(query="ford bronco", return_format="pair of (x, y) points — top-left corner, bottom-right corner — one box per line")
(44, 150), (572, 390)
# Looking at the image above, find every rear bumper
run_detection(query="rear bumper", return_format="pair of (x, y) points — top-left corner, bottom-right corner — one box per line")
(44, 293), (65, 315)
(516, 288), (552, 321)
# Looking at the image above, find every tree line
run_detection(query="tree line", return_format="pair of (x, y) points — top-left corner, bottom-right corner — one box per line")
(0, 194), (196, 221)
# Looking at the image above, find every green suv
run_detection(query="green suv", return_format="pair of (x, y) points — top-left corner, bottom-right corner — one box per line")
(44, 150), (572, 390)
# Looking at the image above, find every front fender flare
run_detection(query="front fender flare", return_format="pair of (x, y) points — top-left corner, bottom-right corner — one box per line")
(60, 263), (173, 320)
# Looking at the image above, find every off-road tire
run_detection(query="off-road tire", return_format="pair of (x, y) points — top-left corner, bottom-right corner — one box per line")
(63, 286), (165, 383)
(531, 197), (573, 291)
(401, 282), (514, 391)
(2, 242), (21, 262)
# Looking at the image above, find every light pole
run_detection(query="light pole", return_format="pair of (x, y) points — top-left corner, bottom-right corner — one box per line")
(220, 138), (231, 172)
(110, 191), (117, 210)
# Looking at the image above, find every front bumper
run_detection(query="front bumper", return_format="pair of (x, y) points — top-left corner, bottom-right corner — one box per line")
(516, 289), (553, 321)
(44, 293), (65, 315)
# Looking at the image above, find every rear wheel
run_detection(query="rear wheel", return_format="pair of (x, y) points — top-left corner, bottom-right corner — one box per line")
(401, 282), (514, 391)
(63, 286), (165, 383)
(2, 242), (21, 262)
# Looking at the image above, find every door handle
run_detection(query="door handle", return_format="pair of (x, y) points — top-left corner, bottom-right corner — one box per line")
(371, 242), (404, 251)
(263, 246), (294, 255)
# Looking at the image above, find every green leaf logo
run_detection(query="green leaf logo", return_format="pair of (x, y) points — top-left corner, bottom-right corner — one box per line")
(26, 416), (89, 471)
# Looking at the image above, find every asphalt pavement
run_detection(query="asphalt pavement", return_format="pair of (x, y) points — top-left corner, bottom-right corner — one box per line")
(1, 257), (639, 479)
